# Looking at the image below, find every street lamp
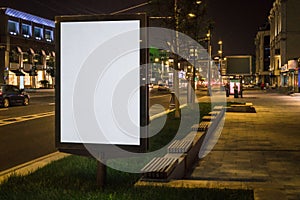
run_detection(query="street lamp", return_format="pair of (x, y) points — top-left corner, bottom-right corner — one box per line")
(173, 0), (181, 118)
(218, 40), (224, 81)
(207, 29), (212, 96)
(186, 1), (203, 102)
(171, 0), (205, 116)
(188, 13), (196, 18)
(218, 40), (223, 58)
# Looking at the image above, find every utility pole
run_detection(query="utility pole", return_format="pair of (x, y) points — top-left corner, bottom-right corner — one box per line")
(173, 0), (180, 118)
(192, 47), (196, 103)
(207, 29), (212, 96)
(218, 40), (223, 83)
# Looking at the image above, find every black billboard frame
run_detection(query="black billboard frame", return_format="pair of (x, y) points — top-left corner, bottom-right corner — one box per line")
(55, 13), (149, 159)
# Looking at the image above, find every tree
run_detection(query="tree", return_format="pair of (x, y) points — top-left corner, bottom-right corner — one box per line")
(148, 0), (214, 108)
(148, 0), (211, 43)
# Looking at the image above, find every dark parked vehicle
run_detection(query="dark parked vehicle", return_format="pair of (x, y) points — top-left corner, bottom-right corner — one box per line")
(0, 84), (30, 108)
(158, 83), (170, 92)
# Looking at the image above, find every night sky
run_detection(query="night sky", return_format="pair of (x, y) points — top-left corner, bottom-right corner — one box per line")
(0, 0), (274, 56)
(206, 0), (274, 56)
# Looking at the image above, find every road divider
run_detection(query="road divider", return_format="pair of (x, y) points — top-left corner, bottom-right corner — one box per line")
(150, 104), (187, 121)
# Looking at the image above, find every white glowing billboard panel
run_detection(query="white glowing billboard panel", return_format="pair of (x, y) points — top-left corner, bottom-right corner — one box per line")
(60, 20), (140, 145)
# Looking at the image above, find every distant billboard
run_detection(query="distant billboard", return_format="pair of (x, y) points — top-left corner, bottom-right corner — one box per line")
(55, 14), (148, 157)
(226, 55), (252, 75)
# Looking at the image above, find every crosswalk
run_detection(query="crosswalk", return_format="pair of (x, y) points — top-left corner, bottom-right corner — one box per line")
(0, 111), (54, 127)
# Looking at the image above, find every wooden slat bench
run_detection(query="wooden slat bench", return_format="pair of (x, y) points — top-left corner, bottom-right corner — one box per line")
(141, 157), (178, 179)
(168, 140), (192, 153)
(191, 121), (212, 132)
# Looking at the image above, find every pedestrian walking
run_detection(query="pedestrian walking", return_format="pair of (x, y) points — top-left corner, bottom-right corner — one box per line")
(233, 83), (238, 98)
(225, 82), (230, 97)
(239, 84), (243, 98)
(261, 82), (265, 90)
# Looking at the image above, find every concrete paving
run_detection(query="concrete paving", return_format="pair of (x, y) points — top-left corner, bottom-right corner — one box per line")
(189, 90), (300, 199)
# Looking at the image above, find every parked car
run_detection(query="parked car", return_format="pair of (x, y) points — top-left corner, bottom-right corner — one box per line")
(148, 83), (154, 92)
(0, 84), (30, 108)
(243, 83), (255, 89)
(158, 83), (170, 91)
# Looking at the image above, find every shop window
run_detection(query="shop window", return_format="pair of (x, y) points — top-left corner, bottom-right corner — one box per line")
(46, 55), (55, 77)
(283, 75), (288, 87)
(45, 29), (54, 42)
(22, 23), (32, 38)
(34, 27), (43, 40)
(23, 53), (30, 63)
(22, 52), (32, 72)
(34, 54), (43, 65)
(8, 20), (19, 35)
(9, 50), (19, 63)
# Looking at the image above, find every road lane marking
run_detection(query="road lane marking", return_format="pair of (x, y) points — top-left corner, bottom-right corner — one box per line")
(150, 94), (170, 99)
(0, 111), (54, 127)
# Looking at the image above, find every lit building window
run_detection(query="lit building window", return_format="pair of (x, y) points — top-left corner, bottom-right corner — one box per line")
(8, 20), (19, 35)
(45, 29), (54, 42)
(34, 27), (43, 40)
(22, 23), (32, 38)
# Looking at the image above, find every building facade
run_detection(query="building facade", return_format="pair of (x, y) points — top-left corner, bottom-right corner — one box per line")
(255, 24), (271, 86)
(0, 8), (55, 89)
(268, 0), (300, 92)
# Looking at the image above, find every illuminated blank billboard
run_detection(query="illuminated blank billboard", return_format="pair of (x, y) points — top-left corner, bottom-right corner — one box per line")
(55, 14), (148, 155)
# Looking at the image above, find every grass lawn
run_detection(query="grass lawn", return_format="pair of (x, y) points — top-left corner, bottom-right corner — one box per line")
(0, 103), (254, 200)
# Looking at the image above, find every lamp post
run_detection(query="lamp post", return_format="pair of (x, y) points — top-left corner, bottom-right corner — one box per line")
(218, 40), (223, 81)
(218, 40), (223, 69)
(173, 0), (181, 118)
(218, 40), (223, 58)
(187, 0), (201, 103)
(151, 0), (204, 115)
(192, 47), (196, 102)
(207, 29), (212, 96)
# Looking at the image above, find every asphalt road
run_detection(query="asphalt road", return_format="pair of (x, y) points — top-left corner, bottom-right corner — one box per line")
(0, 94), (55, 171)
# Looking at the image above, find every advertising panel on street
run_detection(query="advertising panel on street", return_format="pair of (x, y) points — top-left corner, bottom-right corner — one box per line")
(226, 55), (252, 75)
(229, 79), (241, 94)
(55, 14), (148, 157)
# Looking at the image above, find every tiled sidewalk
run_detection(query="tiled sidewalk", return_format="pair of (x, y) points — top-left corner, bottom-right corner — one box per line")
(190, 90), (300, 199)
